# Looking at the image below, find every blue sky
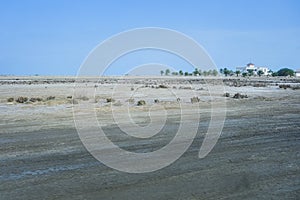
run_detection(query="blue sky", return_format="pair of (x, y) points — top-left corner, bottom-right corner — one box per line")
(0, 0), (300, 75)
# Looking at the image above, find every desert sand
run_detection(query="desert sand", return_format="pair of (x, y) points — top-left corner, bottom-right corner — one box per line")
(0, 76), (299, 199)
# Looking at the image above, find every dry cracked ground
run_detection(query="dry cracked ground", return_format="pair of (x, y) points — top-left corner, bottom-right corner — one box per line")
(0, 76), (299, 199)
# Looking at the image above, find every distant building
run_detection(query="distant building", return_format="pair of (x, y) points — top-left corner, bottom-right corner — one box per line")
(236, 63), (271, 76)
(296, 69), (300, 77)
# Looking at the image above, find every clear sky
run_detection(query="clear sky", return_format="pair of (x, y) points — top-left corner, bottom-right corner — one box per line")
(0, 0), (300, 75)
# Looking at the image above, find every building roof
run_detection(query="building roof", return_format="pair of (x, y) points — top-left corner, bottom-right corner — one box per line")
(247, 63), (255, 66)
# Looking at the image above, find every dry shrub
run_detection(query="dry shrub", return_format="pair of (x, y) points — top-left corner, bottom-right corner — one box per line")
(137, 100), (146, 106)
(279, 84), (291, 89)
(7, 97), (14, 102)
(46, 96), (56, 100)
(158, 85), (168, 89)
(233, 93), (248, 99)
(106, 98), (115, 103)
(223, 93), (230, 97)
(16, 97), (28, 103)
(191, 97), (200, 103)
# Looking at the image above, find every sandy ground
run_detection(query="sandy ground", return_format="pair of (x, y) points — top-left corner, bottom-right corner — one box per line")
(0, 76), (299, 199)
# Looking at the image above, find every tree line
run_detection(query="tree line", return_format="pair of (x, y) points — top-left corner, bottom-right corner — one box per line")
(219, 67), (296, 77)
(160, 67), (296, 77)
(160, 68), (218, 76)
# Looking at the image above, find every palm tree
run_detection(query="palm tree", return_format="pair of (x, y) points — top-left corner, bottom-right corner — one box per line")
(208, 70), (213, 76)
(198, 69), (202, 76)
(247, 69), (254, 76)
(235, 70), (241, 77)
(212, 69), (218, 76)
(219, 68), (224, 75)
(165, 69), (170, 76)
(160, 70), (164, 76)
(179, 70), (183, 76)
(257, 70), (264, 77)
(223, 68), (230, 77)
(193, 68), (199, 76)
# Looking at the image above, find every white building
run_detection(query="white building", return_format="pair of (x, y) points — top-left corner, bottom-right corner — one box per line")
(296, 69), (300, 77)
(236, 63), (271, 76)
(257, 66), (270, 75)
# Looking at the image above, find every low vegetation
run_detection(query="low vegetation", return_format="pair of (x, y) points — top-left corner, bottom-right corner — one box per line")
(137, 100), (146, 106)
(29, 97), (43, 102)
(223, 93), (230, 97)
(16, 96), (28, 103)
(279, 84), (291, 89)
(160, 67), (296, 77)
(157, 84), (168, 89)
(191, 96), (200, 103)
(7, 97), (14, 102)
(273, 68), (295, 77)
(106, 98), (115, 103)
(46, 96), (55, 100)
(233, 93), (248, 99)
(160, 68), (219, 77)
